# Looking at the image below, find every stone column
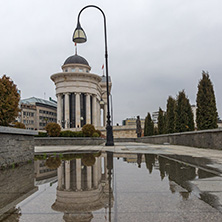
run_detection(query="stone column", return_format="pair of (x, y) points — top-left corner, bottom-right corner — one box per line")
(76, 159), (81, 190)
(97, 100), (101, 127)
(75, 93), (81, 128)
(58, 163), (63, 190)
(103, 103), (107, 127)
(65, 93), (70, 128)
(104, 153), (107, 179)
(86, 93), (91, 124)
(57, 94), (63, 127)
(92, 95), (97, 127)
(87, 166), (92, 189)
(98, 156), (102, 182)
(65, 161), (70, 190)
(93, 157), (98, 188)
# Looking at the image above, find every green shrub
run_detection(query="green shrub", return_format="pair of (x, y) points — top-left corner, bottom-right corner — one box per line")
(45, 122), (61, 137)
(92, 132), (99, 137)
(75, 131), (84, 137)
(95, 130), (102, 137)
(35, 132), (48, 137)
(82, 124), (96, 137)
(14, 122), (26, 129)
(60, 130), (75, 137)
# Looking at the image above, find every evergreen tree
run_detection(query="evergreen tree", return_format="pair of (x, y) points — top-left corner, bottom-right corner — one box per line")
(0, 75), (20, 126)
(154, 126), (159, 135)
(175, 90), (194, 132)
(144, 112), (154, 136)
(196, 71), (218, 130)
(166, 96), (176, 133)
(158, 107), (165, 134)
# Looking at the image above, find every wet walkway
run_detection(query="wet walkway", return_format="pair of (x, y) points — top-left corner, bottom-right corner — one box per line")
(35, 142), (222, 220)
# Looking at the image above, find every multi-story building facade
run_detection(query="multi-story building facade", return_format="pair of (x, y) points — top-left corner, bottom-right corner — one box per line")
(21, 97), (57, 130)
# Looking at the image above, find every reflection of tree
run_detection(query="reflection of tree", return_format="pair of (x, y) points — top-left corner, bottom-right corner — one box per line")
(158, 156), (196, 196)
(180, 191), (190, 200)
(159, 158), (196, 184)
(158, 156), (169, 180)
(82, 154), (96, 167)
(198, 169), (217, 179)
(45, 156), (61, 169)
(145, 154), (156, 174)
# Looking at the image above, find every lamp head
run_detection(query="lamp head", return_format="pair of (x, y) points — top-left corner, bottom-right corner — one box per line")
(73, 21), (87, 43)
(100, 99), (105, 105)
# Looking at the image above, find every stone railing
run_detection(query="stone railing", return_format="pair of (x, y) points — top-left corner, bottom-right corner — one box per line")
(0, 126), (37, 168)
(137, 128), (222, 150)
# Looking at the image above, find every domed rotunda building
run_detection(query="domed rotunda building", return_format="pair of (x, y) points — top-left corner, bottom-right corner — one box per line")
(51, 52), (111, 129)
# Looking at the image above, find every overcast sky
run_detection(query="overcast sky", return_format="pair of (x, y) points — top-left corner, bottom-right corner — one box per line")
(1, 0), (222, 124)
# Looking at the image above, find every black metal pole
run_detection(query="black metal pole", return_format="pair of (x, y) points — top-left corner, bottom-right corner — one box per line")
(76, 5), (114, 146)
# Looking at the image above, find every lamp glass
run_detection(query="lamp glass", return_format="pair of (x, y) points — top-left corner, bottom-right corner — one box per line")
(73, 28), (87, 43)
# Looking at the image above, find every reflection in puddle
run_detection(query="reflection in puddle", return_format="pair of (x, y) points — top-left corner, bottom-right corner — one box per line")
(0, 162), (37, 221)
(51, 152), (114, 221)
(0, 152), (221, 221)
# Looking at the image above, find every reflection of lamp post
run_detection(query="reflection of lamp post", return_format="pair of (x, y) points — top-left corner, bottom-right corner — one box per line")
(73, 5), (114, 146)
(107, 151), (113, 222)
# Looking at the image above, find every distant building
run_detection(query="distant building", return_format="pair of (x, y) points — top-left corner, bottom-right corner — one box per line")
(122, 117), (145, 128)
(21, 97), (57, 130)
(151, 111), (159, 124)
(151, 110), (166, 124)
(191, 105), (197, 128)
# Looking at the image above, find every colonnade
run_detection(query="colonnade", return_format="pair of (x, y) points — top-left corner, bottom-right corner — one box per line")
(57, 155), (107, 191)
(57, 93), (107, 128)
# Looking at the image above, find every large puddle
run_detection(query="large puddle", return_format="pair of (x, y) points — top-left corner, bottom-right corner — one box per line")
(0, 151), (221, 221)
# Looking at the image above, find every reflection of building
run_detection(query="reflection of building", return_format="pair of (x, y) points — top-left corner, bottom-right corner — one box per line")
(51, 52), (112, 129)
(122, 118), (145, 128)
(21, 97), (57, 130)
(34, 160), (57, 182)
(51, 153), (113, 222)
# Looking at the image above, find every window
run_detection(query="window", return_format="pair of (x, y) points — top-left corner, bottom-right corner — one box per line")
(71, 68), (75, 72)
(79, 68), (83, 72)
(65, 69), (68, 72)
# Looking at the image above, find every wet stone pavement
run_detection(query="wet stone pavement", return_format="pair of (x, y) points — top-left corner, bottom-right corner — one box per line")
(0, 142), (222, 221)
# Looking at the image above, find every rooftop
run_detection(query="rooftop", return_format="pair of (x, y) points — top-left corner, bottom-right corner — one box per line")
(21, 97), (57, 108)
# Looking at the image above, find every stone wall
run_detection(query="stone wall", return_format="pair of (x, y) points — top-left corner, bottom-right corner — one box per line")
(137, 128), (222, 150)
(97, 125), (137, 138)
(34, 137), (105, 146)
(0, 126), (37, 168)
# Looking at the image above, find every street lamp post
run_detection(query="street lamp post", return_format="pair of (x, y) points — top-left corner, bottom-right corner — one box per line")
(73, 5), (114, 146)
